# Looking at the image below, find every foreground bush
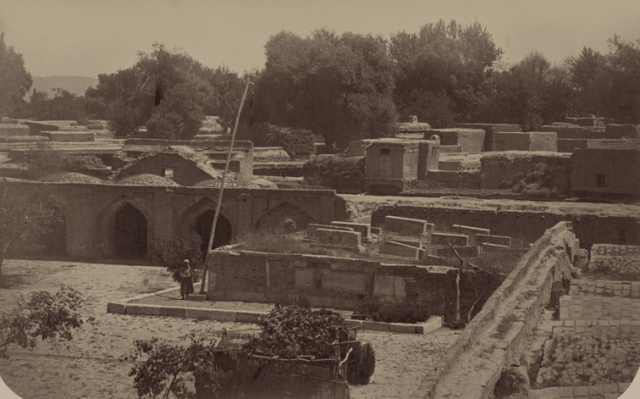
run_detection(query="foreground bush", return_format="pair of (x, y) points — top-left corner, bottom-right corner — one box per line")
(302, 155), (365, 192)
(348, 342), (376, 385)
(499, 162), (571, 197)
(368, 300), (431, 324)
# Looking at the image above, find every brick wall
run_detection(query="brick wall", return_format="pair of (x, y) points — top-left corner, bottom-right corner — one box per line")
(588, 244), (640, 274)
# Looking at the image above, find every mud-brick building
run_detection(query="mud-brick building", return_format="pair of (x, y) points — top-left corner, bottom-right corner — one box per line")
(364, 138), (440, 195)
(8, 177), (338, 260)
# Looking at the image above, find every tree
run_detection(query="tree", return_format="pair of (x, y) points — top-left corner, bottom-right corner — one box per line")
(0, 286), (89, 357)
(30, 88), (87, 122)
(390, 20), (503, 125)
(0, 32), (33, 118)
(566, 47), (609, 116)
(253, 29), (398, 150)
(202, 66), (248, 134)
(604, 36), (640, 123)
(0, 179), (61, 286)
(90, 43), (221, 139)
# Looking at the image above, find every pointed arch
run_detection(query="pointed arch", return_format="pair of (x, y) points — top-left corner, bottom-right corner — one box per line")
(256, 201), (314, 234)
(178, 196), (235, 250)
(95, 195), (153, 258)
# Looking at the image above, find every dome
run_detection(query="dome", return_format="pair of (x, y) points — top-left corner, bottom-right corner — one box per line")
(40, 172), (104, 184)
(193, 178), (277, 189)
(114, 174), (180, 186)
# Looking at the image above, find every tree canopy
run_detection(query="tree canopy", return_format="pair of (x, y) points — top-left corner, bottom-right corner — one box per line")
(0, 32), (32, 118)
(252, 29), (398, 150)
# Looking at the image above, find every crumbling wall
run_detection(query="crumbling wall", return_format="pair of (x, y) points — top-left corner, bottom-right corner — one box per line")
(371, 205), (639, 251)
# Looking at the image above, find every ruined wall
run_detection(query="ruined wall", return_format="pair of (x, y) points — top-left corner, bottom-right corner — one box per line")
(480, 152), (571, 189)
(371, 205), (639, 250)
(571, 148), (639, 196)
(455, 123), (522, 152)
(115, 153), (217, 186)
(588, 244), (640, 274)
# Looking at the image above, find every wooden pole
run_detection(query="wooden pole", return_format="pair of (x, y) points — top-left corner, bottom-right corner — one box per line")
(199, 81), (253, 295)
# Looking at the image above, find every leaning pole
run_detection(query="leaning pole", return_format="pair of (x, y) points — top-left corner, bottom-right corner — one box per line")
(199, 80), (254, 295)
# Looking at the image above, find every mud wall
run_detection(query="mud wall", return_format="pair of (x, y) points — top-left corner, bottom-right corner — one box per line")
(371, 205), (639, 251)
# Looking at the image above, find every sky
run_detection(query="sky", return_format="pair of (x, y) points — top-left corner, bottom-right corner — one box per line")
(1, 0), (640, 78)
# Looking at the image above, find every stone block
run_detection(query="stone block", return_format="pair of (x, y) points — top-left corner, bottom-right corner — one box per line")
(321, 270), (367, 293)
(0, 124), (29, 136)
(43, 131), (95, 142)
(331, 221), (371, 239)
(428, 128), (485, 153)
(494, 132), (530, 151)
(307, 223), (353, 237)
(436, 246), (481, 259)
(106, 302), (126, 314)
(475, 234), (511, 247)
(373, 275), (406, 298)
(452, 225), (490, 243)
(126, 304), (161, 316)
(185, 308), (213, 319)
(371, 227), (381, 235)
(390, 323), (417, 334)
(431, 232), (469, 246)
(160, 306), (186, 318)
(529, 132), (558, 152)
(315, 228), (361, 247)
(417, 316), (443, 335)
(384, 216), (429, 236)
(378, 241), (421, 259)
(236, 311), (265, 324)
(362, 321), (390, 332)
(295, 268), (315, 288)
(345, 319), (363, 328)
(210, 310), (237, 322)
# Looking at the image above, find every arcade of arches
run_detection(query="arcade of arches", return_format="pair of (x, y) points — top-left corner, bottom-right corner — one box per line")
(7, 181), (338, 261)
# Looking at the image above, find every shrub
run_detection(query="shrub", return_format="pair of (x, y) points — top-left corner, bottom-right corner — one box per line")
(22, 142), (107, 178)
(250, 122), (316, 158)
(242, 305), (351, 359)
(504, 162), (571, 196)
(371, 300), (430, 324)
(302, 155), (365, 192)
(347, 341), (376, 385)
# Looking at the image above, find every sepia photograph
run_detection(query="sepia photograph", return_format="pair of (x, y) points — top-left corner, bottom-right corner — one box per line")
(1, 0), (640, 398)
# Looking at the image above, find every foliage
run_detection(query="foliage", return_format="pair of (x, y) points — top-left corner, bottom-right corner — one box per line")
(0, 286), (89, 357)
(202, 66), (249, 133)
(249, 122), (316, 158)
(22, 141), (107, 178)
(347, 342), (376, 385)
(30, 88), (87, 122)
(604, 36), (640, 123)
(390, 20), (503, 125)
(124, 328), (223, 399)
(500, 162), (571, 197)
(252, 29), (398, 150)
(0, 179), (61, 285)
(149, 234), (204, 282)
(302, 155), (365, 192)
(0, 32), (33, 118)
(242, 305), (350, 359)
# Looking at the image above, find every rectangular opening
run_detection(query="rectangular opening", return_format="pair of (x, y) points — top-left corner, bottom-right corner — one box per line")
(162, 168), (174, 179)
(596, 174), (605, 187)
(380, 148), (390, 155)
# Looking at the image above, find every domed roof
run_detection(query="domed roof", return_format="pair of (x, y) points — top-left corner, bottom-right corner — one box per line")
(40, 172), (104, 184)
(193, 178), (277, 189)
(114, 174), (180, 186)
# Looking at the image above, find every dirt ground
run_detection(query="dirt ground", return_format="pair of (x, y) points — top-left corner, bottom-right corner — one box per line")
(0, 259), (458, 399)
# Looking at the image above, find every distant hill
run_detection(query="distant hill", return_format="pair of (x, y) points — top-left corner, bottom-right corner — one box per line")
(27, 76), (99, 100)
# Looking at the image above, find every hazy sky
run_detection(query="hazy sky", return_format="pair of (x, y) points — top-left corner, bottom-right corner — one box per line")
(1, 0), (640, 78)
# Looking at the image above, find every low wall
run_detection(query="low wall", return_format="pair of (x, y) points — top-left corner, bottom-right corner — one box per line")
(124, 138), (253, 149)
(207, 250), (501, 322)
(371, 205), (639, 251)
(588, 244), (640, 273)
(559, 296), (640, 321)
(570, 279), (640, 298)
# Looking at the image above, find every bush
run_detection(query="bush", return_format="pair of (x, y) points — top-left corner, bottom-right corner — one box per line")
(302, 155), (365, 192)
(242, 305), (351, 359)
(249, 122), (316, 158)
(347, 341), (376, 385)
(22, 142), (107, 178)
(370, 300), (431, 324)
(504, 162), (571, 196)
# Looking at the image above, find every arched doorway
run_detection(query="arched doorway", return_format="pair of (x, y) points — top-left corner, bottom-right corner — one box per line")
(114, 203), (148, 258)
(37, 206), (67, 257)
(195, 210), (232, 252)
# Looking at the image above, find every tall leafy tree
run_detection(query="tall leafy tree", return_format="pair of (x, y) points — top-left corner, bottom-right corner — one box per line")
(604, 36), (640, 123)
(0, 32), (33, 118)
(253, 29), (398, 150)
(566, 47), (609, 116)
(390, 20), (503, 126)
